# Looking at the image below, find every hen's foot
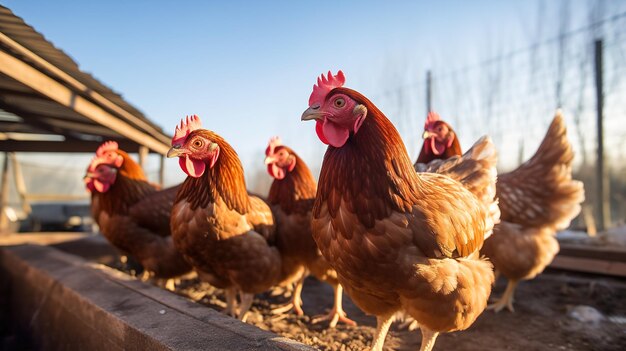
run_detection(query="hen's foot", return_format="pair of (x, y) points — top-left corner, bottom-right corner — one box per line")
(311, 307), (356, 328)
(487, 296), (515, 313)
(271, 277), (305, 316)
(487, 280), (518, 313)
(270, 301), (304, 316)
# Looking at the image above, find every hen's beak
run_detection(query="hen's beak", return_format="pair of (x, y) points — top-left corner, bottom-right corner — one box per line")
(422, 130), (434, 139)
(264, 156), (275, 165)
(167, 145), (185, 158)
(301, 105), (324, 121)
(84, 172), (95, 179)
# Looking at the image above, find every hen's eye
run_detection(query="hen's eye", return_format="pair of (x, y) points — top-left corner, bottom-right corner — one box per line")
(334, 98), (345, 108)
(193, 139), (203, 148)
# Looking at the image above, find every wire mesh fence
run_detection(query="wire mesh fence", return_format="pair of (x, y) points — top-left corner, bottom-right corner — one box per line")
(370, 7), (626, 229)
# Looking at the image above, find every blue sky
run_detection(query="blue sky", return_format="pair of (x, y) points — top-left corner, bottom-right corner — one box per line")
(3, 0), (620, 190)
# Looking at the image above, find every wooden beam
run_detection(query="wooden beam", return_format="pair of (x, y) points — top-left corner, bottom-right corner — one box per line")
(0, 152), (10, 234)
(158, 155), (165, 187)
(0, 140), (141, 153)
(23, 194), (89, 201)
(0, 32), (171, 145)
(551, 256), (626, 277)
(0, 50), (169, 154)
(0, 102), (121, 139)
(9, 152), (30, 215)
(138, 145), (148, 170)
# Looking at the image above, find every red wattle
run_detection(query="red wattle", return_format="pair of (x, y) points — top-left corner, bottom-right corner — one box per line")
(180, 156), (206, 178)
(93, 179), (110, 193)
(430, 137), (446, 156)
(267, 164), (285, 180)
(315, 120), (329, 145)
(322, 120), (350, 148)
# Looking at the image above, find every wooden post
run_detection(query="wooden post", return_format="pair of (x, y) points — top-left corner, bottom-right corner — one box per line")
(138, 146), (149, 171)
(594, 39), (610, 231)
(0, 153), (10, 234)
(9, 152), (31, 215)
(158, 155), (165, 188)
(426, 70), (432, 113)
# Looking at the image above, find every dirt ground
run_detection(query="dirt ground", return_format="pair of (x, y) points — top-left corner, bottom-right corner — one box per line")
(157, 269), (626, 351)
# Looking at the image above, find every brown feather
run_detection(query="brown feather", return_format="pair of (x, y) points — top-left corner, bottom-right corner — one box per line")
(90, 151), (190, 279)
(267, 148), (336, 286)
(171, 130), (282, 294)
(497, 113), (584, 230)
(415, 112), (584, 288)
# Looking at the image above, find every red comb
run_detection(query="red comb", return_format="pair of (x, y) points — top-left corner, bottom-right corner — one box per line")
(309, 70), (346, 107)
(96, 141), (119, 156)
(425, 111), (441, 128)
(172, 115), (202, 145)
(265, 136), (282, 156)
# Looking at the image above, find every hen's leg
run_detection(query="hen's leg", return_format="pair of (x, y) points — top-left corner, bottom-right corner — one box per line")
(419, 327), (439, 351)
(311, 284), (357, 328)
(488, 279), (518, 312)
(237, 292), (254, 322)
(371, 312), (395, 351)
(271, 271), (306, 316)
(164, 279), (176, 291)
(224, 287), (238, 317)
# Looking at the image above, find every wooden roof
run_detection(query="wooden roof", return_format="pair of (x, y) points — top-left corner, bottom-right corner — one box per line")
(0, 5), (170, 154)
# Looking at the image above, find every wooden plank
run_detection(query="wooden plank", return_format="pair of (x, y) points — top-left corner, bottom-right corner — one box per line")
(558, 244), (626, 262)
(550, 256), (626, 277)
(0, 152), (9, 234)
(0, 50), (169, 154)
(0, 140), (141, 153)
(23, 194), (89, 201)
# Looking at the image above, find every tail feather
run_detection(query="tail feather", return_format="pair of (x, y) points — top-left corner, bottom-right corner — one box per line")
(497, 111), (585, 230)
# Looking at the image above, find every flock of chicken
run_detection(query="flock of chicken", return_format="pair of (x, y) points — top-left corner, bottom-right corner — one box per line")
(83, 70), (584, 351)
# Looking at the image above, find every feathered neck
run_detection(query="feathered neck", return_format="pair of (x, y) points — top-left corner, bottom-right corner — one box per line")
(268, 153), (317, 215)
(117, 151), (148, 180)
(176, 135), (250, 213)
(314, 87), (421, 227)
(97, 174), (156, 215)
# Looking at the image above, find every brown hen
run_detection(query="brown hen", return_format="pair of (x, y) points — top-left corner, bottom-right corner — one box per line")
(415, 111), (585, 312)
(264, 137), (355, 327)
(302, 71), (499, 351)
(85, 141), (191, 284)
(168, 115), (282, 321)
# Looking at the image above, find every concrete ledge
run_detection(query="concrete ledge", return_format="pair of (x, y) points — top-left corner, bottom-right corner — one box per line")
(0, 244), (315, 350)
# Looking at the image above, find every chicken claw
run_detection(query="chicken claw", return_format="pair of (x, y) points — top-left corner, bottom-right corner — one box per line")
(237, 292), (254, 322)
(487, 280), (518, 313)
(311, 307), (356, 328)
(311, 284), (356, 328)
(270, 274), (305, 316)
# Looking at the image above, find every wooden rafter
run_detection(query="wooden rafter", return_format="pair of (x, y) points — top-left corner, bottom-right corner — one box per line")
(0, 50), (169, 154)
